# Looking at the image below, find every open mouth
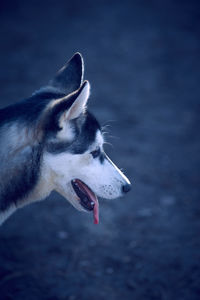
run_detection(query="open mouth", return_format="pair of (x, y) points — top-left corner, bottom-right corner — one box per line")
(71, 179), (99, 224)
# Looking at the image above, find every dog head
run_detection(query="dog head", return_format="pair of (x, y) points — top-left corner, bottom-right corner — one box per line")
(37, 53), (131, 219)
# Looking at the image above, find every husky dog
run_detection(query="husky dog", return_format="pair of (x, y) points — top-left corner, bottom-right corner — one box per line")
(0, 53), (131, 225)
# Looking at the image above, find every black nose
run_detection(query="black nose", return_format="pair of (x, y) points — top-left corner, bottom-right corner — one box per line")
(122, 183), (131, 194)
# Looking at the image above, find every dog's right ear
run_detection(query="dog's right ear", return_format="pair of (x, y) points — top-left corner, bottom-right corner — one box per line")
(49, 52), (84, 95)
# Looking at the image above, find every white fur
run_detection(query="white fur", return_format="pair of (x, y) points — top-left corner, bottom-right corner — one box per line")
(0, 128), (130, 224)
(0, 124), (33, 157)
(0, 82), (130, 224)
(56, 121), (75, 141)
(32, 86), (61, 96)
(42, 130), (130, 212)
(0, 204), (16, 226)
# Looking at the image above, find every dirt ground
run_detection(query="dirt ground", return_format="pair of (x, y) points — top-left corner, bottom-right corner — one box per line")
(0, 1), (200, 299)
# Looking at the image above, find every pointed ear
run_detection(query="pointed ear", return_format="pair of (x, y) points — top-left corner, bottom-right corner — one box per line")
(65, 80), (90, 121)
(49, 52), (84, 94)
(42, 81), (90, 133)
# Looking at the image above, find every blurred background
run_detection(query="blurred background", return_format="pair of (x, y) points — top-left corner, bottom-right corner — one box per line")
(0, 0), (200, 299)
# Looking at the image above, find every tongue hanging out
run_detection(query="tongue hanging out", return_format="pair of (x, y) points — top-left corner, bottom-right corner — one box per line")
(71, 179), (99, 224)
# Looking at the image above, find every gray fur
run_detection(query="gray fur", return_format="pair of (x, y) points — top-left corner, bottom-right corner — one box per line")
(0, 53), (131, 225)
(0, 52), (84, 218)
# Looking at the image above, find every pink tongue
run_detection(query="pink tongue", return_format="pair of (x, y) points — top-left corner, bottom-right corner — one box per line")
(77, 181), (99, 224)
(93, 195), (99, 225)
(84, 188), (99, 224)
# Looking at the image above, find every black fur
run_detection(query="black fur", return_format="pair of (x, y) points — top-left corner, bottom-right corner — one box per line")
(99, 152), (105, 164)
(70, 112), (101, 154)
(49, 53), (83, 94)
(0, 92), (65, 127)
(0, 90), (78, 211)
(0, 53), (92, 213)
(0, 92), (101, 211)
(0, 144), (43, 211)
(46, 111), (102, 155)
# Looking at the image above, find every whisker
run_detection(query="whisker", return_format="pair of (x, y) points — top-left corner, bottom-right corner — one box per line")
(102, 125), (111, 133)
(106, 135), (120, 140)
(102, 131), (109, 137)
(102, 120), (116, 127)
(103, 141), (114, 149)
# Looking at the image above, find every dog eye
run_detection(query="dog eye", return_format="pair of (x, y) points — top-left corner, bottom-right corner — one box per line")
(90, 147), (100, 158)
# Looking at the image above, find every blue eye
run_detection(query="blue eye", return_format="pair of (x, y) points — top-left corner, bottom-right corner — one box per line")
(91, 147), (100, 158)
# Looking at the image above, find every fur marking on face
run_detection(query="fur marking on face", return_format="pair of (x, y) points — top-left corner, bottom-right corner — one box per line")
(0, 52), (131, 225)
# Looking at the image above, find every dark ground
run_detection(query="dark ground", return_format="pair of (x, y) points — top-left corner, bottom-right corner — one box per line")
(0, 1), (200, 299)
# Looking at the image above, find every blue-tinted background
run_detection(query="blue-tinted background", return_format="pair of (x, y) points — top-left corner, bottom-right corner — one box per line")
(0, 1), (200, 299)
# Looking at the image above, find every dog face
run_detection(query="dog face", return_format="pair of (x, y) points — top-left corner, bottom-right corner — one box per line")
(42, 81), (131, 213)
(44, 124), (131, 213)
(0, 53), (131, 225)
(37, 53), (131, 216)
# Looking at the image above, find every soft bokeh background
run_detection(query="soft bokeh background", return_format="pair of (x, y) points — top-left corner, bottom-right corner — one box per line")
(0, 1), (200, 299)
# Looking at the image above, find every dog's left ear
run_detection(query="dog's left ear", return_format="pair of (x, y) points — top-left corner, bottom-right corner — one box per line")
(42, 81), (90, 132)
(65, 80), (90, 121)
(49, 52), (84, 95)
